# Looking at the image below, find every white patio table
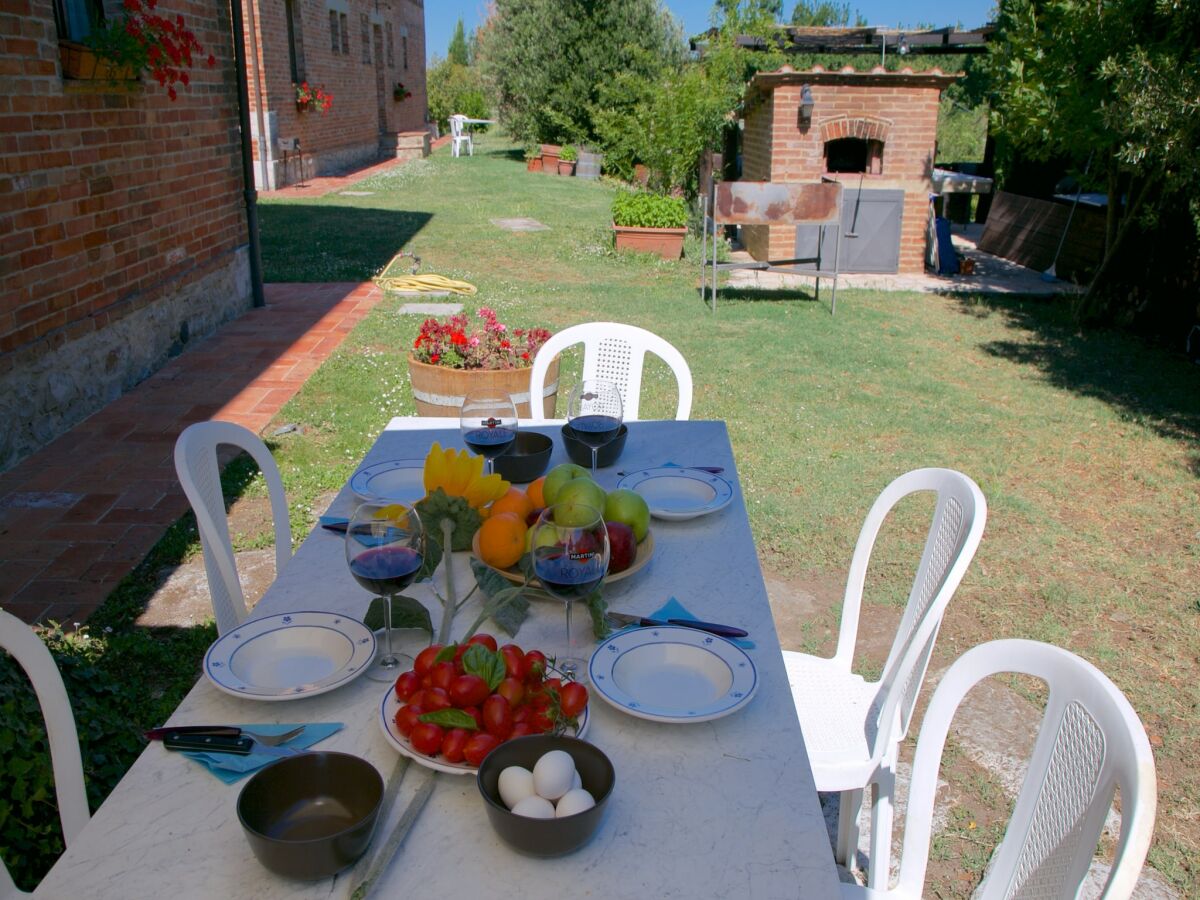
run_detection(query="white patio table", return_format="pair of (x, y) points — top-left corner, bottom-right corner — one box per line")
(34, 419), (840, 900)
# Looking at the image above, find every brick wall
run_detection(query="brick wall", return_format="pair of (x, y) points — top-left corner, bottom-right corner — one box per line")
(246, 0), (428, 188)
(741, 66), (956, 274)
(0, 0), (252, 471)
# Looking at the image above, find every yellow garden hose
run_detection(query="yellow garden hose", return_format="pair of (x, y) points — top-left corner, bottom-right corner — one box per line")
(373, 251), (477, 295)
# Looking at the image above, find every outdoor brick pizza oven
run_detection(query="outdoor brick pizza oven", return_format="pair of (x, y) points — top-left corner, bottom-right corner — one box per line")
(740, 65), (960, 275)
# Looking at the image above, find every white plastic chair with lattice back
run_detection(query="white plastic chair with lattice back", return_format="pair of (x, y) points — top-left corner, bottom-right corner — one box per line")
(782, 468), (986, 889)
(527, 322), (693, 422)
(449, 115), (472, 158)
(839, 639), (1157, 899)
(1, 609), (90, 897)
(173, 421), (292, 635)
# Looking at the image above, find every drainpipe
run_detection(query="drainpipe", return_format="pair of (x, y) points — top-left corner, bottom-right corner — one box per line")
(230, 0), (266, 307)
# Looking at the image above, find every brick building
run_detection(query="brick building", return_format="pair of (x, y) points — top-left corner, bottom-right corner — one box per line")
(741, 65), (959, 275)
(244, 0), (429, 189)
(0, 0), (253, 472)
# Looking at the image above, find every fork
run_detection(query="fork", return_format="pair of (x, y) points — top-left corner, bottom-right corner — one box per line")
(244, 725), (305, 746)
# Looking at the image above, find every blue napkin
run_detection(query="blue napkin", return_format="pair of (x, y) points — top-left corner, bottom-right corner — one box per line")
(181, 722), (344, 784)
(616, 597), (755, 650)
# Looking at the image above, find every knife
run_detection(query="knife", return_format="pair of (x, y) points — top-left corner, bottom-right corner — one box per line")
(607, 612), (748, 639)
(144, 725), (241, 740)
(160, 732), (300, 758)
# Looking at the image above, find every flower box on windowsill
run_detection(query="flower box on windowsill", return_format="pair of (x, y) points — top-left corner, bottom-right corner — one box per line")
(59, 40), (137, 82)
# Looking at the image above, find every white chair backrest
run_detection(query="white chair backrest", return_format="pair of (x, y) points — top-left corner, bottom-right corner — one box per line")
(527, 322), (693, 422)
(449, 115), (464, 138)
(0, 610), (89, 897)
(833, 468), (987, 758)
(173, 421), (292, 635)
(894, 639), (1157, 900)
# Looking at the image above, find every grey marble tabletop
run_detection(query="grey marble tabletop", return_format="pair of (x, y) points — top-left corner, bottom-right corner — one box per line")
(36, 419), (840, 900)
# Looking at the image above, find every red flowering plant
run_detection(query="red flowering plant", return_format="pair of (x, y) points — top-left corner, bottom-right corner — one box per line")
(296, 81), (333, 113)
(411, 308), (551, 370)
(86, 0), (215, 100)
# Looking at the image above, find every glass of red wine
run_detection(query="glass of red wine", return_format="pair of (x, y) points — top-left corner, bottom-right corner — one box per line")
(345, 502), (425, 682)
(460, 393), (518, 476)
(566, 379), (623, 477)
(530, 503), (610, 682)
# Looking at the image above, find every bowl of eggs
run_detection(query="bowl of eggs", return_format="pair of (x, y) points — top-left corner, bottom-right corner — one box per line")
(476, 734), (615, 856)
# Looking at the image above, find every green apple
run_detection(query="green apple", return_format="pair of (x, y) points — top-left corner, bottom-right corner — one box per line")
(604, 488), (650, 542)
(542, 463), (590, 506)
(552, 478), (606, 527)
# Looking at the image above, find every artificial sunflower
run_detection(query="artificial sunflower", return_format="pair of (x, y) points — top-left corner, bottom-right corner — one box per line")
(422, 442), (509, 509)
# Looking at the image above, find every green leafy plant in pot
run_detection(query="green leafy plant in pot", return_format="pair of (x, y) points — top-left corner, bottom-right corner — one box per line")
(611, 190), (688, 259)
(557, 144), (578, 176)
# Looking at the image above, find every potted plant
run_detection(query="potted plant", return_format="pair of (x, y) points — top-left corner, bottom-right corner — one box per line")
(524, 146), (543, 172)
(393, 82), (412, 102)
(540, 143), (562, 173)
(296, 81), (333, 113)
(557, 145), (577, 176)
(408, 308), (558, 418)
(612, 190), (689, 260)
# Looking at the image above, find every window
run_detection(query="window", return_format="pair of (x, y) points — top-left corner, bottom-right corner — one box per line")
(54, 0), (105, 41)
(386, 23), (394, 68)
(825, 138), (884, 174)
(361, 14), (371, 63)
(285, 0), (304, 82)
(329, 11), (339, 53)
(340, 13), (349, 55)
(402, 35), (408, 70)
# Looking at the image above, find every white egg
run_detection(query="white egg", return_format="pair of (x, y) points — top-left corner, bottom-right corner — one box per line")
(511, 795), (556, 819)
(572, 770), (582, 790)
(498, 766), (536, 810)
(555, 788), (596, 818)
(532, 750), (576, 801)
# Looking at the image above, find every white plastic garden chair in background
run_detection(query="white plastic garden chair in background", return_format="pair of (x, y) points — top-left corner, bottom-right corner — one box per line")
(838, 639), (1157, 899)
(1, 609), (90, 898)
(527, 322), (693, 422)
(173, 420), (292, 635)
(782, 468), (987, 889)
(449, 114), (472, 158)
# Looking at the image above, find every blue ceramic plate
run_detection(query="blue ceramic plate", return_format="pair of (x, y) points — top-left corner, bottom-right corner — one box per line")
(616, 468), (734, 521)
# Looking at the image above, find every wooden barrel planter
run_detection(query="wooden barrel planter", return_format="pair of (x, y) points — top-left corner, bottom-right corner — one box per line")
(407, 356), (560, 419)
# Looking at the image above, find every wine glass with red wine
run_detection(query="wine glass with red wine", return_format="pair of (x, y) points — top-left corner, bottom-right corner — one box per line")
(530, 503), (610, 682)
(460, 393), (518, 476)
(345, 502), (425, 682)
(566, 380), (623, 477)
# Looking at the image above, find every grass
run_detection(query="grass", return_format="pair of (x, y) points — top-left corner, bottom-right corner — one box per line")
(10, 135), (1197, 894)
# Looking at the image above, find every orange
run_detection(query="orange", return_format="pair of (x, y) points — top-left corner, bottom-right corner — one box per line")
(490, 487), (534, 523)
(477, 512), (527, 569)
(526, 476), (547, 510)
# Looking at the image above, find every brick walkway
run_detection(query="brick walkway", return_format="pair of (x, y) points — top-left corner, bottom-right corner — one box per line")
(0, 282), (385, 625)
(272, 135), (452, 198)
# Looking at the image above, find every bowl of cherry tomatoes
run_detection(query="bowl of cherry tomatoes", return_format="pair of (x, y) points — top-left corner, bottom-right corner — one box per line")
(378, 633), (590, 775)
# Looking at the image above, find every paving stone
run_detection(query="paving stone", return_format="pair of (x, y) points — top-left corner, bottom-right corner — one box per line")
(490, 217), (549, 232)
(398, 303), (463, 316)
(339, 191), (375, 196)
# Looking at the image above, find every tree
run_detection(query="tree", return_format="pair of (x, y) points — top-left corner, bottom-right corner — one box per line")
(426, 54), (488, 133)
(789, 1), (865, 27)
(447, 18), (469, 66)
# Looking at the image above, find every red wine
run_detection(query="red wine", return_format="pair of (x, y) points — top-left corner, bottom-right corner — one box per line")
(568, 415), (620, 449)
(349, 546), (422, 595)
(463, 426), (516, 459)
(534, 548), (605, 600)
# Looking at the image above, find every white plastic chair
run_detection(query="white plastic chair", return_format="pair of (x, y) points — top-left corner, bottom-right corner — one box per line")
(782, 468), (987, 889)
(839, 639), (1157, 899)
(173, 421), (292, 635)
(449, 115), (472, 158)
(1, 610), (89, 897)
(527, 322), (693, 422)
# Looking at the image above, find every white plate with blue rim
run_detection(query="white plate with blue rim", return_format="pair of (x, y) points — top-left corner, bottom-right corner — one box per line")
(587, 625), (758, 723)
(616, 467), (734, 521)
(203, 612), (376, 700)
(350, 459), (427, 505)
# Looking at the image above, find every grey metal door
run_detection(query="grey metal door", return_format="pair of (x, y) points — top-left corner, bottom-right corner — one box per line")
(794, 188), (904, 274)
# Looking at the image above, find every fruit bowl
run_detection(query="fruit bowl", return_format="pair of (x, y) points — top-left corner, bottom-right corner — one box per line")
(471, 530), (654, 587)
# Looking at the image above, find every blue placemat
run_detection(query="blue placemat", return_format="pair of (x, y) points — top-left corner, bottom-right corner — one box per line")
(614, 597), (755, 650)
(180, 722), (343, 784)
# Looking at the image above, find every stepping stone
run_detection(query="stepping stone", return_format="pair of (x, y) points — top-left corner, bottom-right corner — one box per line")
(490, 217), (549, 232)
(340, 191), (375, 196)
(398, 302), (463, 315)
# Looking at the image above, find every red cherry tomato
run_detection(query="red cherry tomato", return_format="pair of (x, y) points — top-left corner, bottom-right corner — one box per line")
(496, 676), (525, 708)
(423, 687), (452, 712)
(482, 694), (514, 739)
(543, 677), (563, 696)
(466, 634), (498, 652)
(440, 727), (471, 763)
(407, 689), (428, 710)
(500, 645), (526, 681)
(449, 674), (491, 708)
(528, 708), (555, 734)
(509, 722), (535, 738)
(461, 705), (484, 730)
(523, 650), (547, 683)
(430, 661), (456, 692)
(414, 645), (444, 676)
(513, 704), (533, 724)
(453, 643), (470, 673)
(559, 681), (588, 718)
(462, 733), (501, 767)
(528, 687), (551, 710)
(410, 722), (445, 756)
(393, 670), (421, 701)
(394, 704), (423, 737)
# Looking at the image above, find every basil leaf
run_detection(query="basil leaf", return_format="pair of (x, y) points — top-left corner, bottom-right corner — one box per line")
(417, 709), (478, 730)
(462, 643), (506, 691)
(363, 595), (433, 634)
(433, 643), (458, 664)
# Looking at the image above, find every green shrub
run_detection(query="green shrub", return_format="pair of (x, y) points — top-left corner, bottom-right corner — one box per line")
(559, 144), (578, 162)
(611, 191), (688, 229)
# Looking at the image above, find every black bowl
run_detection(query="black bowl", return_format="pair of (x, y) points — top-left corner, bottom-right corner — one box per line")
(237, 752), (384, 880)
(561, 423), (628, 469)
(477, 735), (615, 857)
(493, 431), (554, 483)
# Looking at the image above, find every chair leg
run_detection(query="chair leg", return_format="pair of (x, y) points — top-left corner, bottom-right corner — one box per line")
(836, 788), (863, 870)
(867, 770), (896, 890)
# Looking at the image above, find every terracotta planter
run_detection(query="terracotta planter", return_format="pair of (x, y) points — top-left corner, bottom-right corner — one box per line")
(540, 144), (561, 174)
(557, 160), (576, 176)
(633, 164), (650, 186)
(59, 41), (136, 81)
(407, 355), (560, 419)
(526, 158), (543, 172)
(613, 224), (687, 260)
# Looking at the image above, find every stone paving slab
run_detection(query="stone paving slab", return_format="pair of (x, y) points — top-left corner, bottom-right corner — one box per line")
(490, 217), (550, 232)
(398, 303), (464, 315)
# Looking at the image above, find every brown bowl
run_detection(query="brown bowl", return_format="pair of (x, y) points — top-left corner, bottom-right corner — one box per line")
(561, 423), (628, 469)
(477, 735), (615, 857)
(237, 752), (384, 880)
(493, 431), (554, 483)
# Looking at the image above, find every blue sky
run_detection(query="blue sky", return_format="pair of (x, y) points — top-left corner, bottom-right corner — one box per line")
(425, 1), (997, 63)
